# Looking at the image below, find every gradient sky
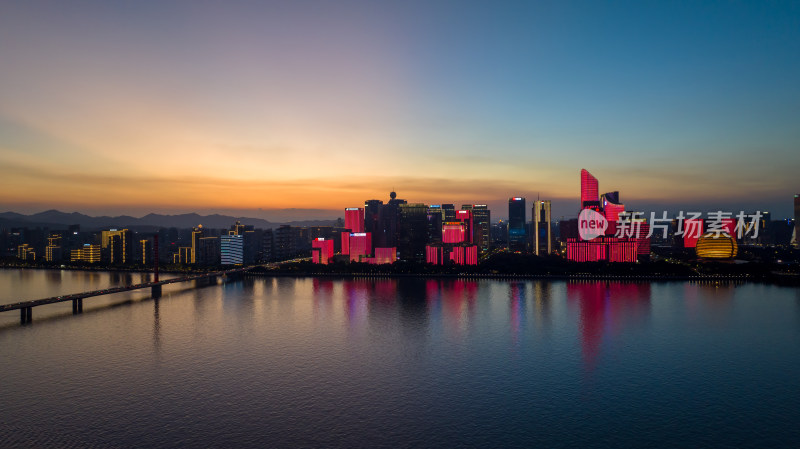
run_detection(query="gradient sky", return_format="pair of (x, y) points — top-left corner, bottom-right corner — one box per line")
(1, 0), (798, 220)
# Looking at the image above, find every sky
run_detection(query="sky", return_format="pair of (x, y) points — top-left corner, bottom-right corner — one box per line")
(1, 0), (798, 221)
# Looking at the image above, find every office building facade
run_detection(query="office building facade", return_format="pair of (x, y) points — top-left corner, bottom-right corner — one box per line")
(532, 200), (552, 255)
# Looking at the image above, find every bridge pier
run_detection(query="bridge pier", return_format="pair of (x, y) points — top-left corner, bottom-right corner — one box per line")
(20, 307), (32, 324)
(152, 285), (162, 298)
(72, 299), (83, 314)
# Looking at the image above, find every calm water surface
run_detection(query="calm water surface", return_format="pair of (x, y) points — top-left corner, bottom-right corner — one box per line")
(1, 269), (799, 448)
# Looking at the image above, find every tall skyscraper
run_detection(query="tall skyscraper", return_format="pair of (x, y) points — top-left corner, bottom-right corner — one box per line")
(345, 207), (365, 233)
(508, 197), (527, 252)
(191, 225), (204, 264)
(532, 200), (552, 255)
(470, 205), (491, 256)
(581, 169), (600, 210)
(398, 202), (428, 262)
(363, 192), (406, 250)
(45, 233), (62, 262)
(427, 205), (444, 243)
(220, 234), (243, 265)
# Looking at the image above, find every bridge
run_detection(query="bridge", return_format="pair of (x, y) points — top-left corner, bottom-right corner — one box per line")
(1, 266), (251, 325)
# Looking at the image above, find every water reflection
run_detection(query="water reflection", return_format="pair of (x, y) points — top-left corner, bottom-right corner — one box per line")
(567, 281), (651, 373)
(532, 281), (552, 334)
(45, 270), (62, 284)
(152, 298), (162, 357)
(509, 282), (525, 346)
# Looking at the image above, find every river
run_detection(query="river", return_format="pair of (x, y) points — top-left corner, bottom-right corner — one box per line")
(1, 269), (799, 447)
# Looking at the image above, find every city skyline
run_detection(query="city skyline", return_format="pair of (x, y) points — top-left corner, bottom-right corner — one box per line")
(1, 1), (799, 220)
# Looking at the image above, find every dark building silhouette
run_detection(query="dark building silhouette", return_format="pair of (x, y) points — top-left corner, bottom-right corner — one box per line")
(469, 204), (491, 256)
(398, 203), (428, 262)
(795, 195), (799, 248)
(362, 199), (384, 247)
(508, 197), (527, 252)
(427, 205), (444, 243)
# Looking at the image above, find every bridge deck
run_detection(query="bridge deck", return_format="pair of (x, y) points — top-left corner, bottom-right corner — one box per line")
(0, 267), (248, 313)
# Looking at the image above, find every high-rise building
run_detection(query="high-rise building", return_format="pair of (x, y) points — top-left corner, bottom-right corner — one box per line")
(101, 229), (133, 264)
(198, 237), (220, 265)
(567, 169), (649, 262)
(532, 200), (552, 255)
(363, 192), (406, 249)
(442, 222), (467, 244)
(17, 244), (35, 261)
(455, 209), (473, 244)
(71, 244), (101, 263)
(140, 239), (152, 265)
(345, 208), (365, 233)
(45, 233), (62, 262)
(470, 205), (491, 256)
(342, 207), (368, 258)
(262, 229), (274, 262)
(312, 238), (334, 264)
(349, 233), (372, 262)
(398, 203), (428, 262)
(601, 191), (625, 222)
(364, 200), (383, 240)
(220, 234), (244, 265)
(427, 205), (444, 243)
(508, 197), (527, 252)
(175, 246), (192, 264)
(191, 225), (204, 264)
(581, 169), (600, 209)
(274, 225), (300, 261)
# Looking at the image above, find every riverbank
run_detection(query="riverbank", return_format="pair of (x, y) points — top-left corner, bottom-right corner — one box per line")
(4, 259), (799, 286)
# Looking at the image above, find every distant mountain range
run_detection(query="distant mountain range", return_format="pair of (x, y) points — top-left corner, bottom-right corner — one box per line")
(0, 210), (338, 231)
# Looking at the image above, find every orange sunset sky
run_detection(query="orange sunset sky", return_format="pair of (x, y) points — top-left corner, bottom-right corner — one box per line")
(1, 1), (798, 220)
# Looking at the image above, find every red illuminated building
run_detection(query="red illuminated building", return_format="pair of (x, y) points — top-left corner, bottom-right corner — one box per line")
(683, 219), (703, 248)
(581, 169), (600, 209)
(635, 222), (651, 257)
(442, 222), (466, 244)
(369, 247), (397, 264)
(426, 213), (478, 266)
(567, 169), (650, 262)
(601, 191), (625, 222)
(426, 246), (444, 265)
(311, 238), (334, 264)
(426, 244), (478, 265)
(341, 231), (351, 255)
(455, 209), (473, 243)
(348, 233), (372, 262)
(345, 207), (364, 233)
(566, 238), (638, 263)
(449, 246), (478, 265)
